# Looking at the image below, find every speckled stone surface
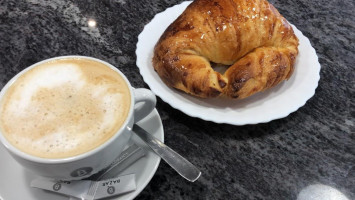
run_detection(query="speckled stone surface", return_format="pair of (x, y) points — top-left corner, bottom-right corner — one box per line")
(0, 0), (354, 199)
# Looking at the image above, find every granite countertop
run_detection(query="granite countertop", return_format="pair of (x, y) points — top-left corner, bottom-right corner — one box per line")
(0, 0), (354, 199)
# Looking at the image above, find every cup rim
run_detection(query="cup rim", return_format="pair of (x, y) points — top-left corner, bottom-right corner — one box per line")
(0, 55), (135, 164)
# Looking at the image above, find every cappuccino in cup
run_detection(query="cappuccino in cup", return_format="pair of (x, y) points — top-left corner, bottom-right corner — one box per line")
(0, 58), (131, 159)
(0, 56), (156, 180)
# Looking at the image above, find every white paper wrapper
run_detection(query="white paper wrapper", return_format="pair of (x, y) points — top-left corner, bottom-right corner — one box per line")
(31, 174), (136, 200)
(30, 144), (146, 199)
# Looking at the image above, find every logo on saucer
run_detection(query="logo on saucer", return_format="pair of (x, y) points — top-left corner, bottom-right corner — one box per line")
(70, 167), (93, 177)
(53, 182), (61, 191)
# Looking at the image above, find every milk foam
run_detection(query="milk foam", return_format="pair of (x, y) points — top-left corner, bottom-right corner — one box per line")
(0, 58), (131, 159)
(9, 64), (85, 115)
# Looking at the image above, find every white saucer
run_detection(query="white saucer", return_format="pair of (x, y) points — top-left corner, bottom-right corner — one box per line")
(136, 1), (321, 125)
(0, 109), (164, 200)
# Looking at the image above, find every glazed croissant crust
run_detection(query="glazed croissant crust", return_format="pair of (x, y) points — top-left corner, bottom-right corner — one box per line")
(153, 0), (299, 99)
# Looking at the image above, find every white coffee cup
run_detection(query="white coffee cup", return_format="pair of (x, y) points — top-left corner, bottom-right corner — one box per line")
(0, 56), (156, 180)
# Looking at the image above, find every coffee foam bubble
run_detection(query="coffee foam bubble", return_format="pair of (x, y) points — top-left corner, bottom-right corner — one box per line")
(0, 58), (131, 159)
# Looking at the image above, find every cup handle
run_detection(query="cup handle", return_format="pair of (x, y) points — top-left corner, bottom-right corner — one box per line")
(133, 88), (157, 123)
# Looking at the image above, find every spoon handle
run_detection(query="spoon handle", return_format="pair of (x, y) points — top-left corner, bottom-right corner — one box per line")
(132, 124), (201, 182)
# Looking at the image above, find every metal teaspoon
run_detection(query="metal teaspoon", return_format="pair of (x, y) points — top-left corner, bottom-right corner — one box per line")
(131, 124), (202, 182)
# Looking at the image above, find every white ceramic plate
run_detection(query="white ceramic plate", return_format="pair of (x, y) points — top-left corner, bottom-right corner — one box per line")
(136, 1), (321, 125)
(0, 109), (164, 200)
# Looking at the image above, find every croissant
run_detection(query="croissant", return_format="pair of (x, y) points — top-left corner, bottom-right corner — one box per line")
(152, 0), (299, 99)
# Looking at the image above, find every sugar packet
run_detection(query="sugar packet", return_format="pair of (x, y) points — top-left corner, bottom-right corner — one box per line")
(31, 144), (146, 199)
(31, 174), (136, 200)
